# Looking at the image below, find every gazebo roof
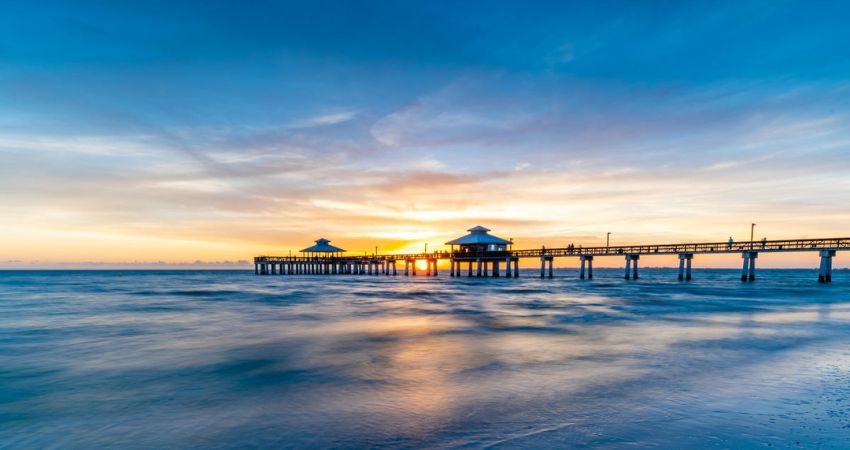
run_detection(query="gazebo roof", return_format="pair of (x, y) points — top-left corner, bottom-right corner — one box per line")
(445, 226), (511, 246)
(300, 238), (345, 253)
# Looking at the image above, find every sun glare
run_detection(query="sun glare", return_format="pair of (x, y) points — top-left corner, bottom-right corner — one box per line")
(416, 260), (429, 271)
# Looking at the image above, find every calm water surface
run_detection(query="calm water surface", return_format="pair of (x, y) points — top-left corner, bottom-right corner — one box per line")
(1, 269), (849, 448)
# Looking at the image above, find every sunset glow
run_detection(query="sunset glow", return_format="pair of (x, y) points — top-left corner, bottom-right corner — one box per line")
(1, 2), (849, 268)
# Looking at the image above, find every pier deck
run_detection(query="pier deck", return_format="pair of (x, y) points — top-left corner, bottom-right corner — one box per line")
(255, 237), (850, 283)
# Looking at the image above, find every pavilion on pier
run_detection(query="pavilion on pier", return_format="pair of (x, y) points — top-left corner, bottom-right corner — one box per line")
(445, 226), (517, 278)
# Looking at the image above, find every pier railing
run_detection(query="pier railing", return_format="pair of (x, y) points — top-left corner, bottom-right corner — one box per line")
(254, 237), (849, 282)
(257, 237), (850, 263)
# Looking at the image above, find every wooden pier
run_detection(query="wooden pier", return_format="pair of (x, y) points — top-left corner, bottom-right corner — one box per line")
(255, 229), (850, 283)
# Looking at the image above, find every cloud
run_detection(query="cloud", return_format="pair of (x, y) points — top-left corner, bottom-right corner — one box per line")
(289, 110), (358, 129)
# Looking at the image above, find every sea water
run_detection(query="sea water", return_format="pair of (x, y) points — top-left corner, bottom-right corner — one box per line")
(1, 269), (849, 448)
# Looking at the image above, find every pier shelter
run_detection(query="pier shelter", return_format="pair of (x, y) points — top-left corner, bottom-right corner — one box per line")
(446, 226), (518, 278)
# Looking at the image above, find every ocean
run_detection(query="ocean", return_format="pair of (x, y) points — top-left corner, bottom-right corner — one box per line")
(1, 269), (849, 448)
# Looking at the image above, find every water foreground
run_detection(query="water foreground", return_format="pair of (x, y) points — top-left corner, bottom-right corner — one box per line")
(1, 269), (849, 448)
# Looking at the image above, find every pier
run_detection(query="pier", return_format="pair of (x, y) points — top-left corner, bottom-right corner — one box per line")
(255, 227), (849, 283)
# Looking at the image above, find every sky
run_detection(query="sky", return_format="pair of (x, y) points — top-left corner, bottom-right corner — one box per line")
(1, 0), (850, 268)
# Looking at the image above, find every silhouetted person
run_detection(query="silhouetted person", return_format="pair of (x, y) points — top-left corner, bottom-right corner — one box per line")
(728, 237), (734, 249)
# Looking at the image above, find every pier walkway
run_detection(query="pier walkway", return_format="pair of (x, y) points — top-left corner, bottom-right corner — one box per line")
(255, 237), (849, 283)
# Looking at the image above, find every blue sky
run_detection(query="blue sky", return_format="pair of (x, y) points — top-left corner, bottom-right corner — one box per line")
(1, 1), (849, 265)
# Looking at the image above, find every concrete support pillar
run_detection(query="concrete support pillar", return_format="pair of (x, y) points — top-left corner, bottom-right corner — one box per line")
(678, 253), (693, 281)
(741, 252), (757, 282)
(450, 259), (455, 277)
(748, 253), (756, 281)
(624, 256), (632, 280)
(580, 257), (586, 279)
(677, 257), (685, 281)
(540, 257), (546, 279)
(477, 258), (482, 277)
(412, 260), (417, 276)
(504, 257), (512, 278)
(826, 254), (833, 282)
(819, 250), (836, 283)
(493, 260), (500, 277)
(469, 261), (473, 277)
(404, 260), (409, 276)
(392, 261), (397, 276)
(513, 259), (519, 278)
(548, 258), (554, 279)
(587, 256), (593, 279)
(432, 259), (438, 276)
(630, 255), (639, 279)
(482, 261), (489, 277)
(255, 264), (259, 275)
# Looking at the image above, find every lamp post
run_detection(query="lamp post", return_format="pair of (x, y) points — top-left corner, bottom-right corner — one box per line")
(750, 223), (756, 250)
(375, 246), (378, 257)
(607, 232), (611, 248)
(424, 243), (428, 255)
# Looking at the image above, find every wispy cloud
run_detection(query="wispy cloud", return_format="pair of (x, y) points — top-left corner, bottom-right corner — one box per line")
(289, 110), (358, 129)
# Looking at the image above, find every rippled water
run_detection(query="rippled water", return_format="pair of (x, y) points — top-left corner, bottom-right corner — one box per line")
(1, 269), (849, 448)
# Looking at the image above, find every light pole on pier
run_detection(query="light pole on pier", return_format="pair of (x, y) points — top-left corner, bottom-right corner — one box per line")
(375, 246), (378, 257)
(750, 223), (756, 250)
(424, 243), (428, 254)
(607, 232), (611, 248)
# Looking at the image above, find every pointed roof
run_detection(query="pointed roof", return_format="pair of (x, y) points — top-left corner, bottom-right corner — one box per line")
(300, 238), (345, 253)
(445, 225), (511, 246)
